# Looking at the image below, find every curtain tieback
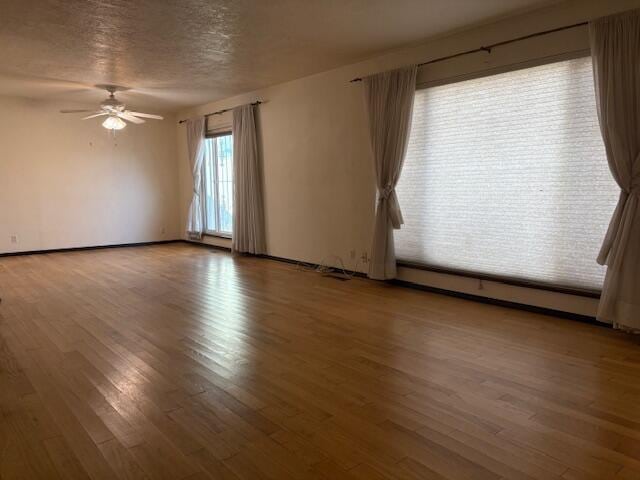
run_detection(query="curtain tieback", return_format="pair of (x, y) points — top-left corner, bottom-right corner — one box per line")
(598, 187), (638, 266)
(379, 185), (395, 201)
(378, 185), (404, 229)
(630, 152), (640, 196)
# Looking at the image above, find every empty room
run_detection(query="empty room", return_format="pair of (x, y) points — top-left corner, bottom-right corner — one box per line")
(1, 0), (640, 478)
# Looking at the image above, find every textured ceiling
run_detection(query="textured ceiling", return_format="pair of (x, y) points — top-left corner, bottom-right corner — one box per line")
(0, 0), (560, 111)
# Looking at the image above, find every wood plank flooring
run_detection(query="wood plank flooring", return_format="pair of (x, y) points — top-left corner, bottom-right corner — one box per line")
(1, 243), (639, 480)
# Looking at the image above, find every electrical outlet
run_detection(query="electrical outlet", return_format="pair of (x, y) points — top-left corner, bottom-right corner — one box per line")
(360, 252), (368, 263)
(350, 249), (356, 259)
(10, 235), (18, 244)
(161, 227), (166, 235)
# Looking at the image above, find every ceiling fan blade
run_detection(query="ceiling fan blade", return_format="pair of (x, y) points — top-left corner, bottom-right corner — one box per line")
(82, 112), (108, 120)
(126, 111), (164, 120)
(60, 109), (92, 113)
(118, 112), (145, 124)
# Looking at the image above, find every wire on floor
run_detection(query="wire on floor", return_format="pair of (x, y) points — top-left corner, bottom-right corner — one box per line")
(295, 254), (361, 280)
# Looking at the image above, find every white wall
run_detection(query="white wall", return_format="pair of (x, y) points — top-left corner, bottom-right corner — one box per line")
(176, 0), (640, 317)
(0, 96), (180, 253)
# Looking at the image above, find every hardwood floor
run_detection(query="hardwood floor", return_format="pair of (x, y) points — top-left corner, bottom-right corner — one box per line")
(0, 243), (639, 479)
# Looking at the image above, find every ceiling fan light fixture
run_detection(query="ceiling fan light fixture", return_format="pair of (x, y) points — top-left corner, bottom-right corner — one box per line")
(61, 86), (163, 129)
(102, 115), (126, 130)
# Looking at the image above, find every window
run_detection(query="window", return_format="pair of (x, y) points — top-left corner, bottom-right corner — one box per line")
(203, 133), (233, 236)
(395, 56), (619, 291)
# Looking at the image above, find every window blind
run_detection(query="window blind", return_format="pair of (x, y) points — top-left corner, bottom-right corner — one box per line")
(395, 56), (619, 291)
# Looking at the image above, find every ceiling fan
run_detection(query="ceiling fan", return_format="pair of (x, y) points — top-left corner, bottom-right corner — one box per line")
(60, 85), (163, 131)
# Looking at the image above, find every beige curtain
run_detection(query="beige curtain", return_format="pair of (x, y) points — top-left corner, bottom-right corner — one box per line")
(232, 104), (267, 254)
(364, 66), (417, 280)
(185, 117), (206, 237)
(590, 10), (640, 331)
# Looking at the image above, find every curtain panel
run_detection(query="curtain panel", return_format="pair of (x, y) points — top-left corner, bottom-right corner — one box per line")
(185, 117), (206, 238)
(364, 66), (417, 280)
(232, 104), (267, 254)
(590, 10), (640, 331)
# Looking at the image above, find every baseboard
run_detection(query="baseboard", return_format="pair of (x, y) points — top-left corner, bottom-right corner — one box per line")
(1, 239), (605, 327)
(182, 241), (603, 325)
(257, 253), (367, 278)
(391, 278), (603, 326)
(179, 244), (366, 279)
(181, 239), (231, 252)
(258, 254), (601, 325)
(0, 239), (182, 257)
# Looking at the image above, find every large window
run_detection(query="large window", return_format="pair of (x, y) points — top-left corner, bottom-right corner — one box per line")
(395, 56), (619, 291)
(203, 134), (233, 236)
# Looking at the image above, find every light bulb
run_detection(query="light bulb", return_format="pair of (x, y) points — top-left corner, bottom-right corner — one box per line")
(102, 115), (126, 130)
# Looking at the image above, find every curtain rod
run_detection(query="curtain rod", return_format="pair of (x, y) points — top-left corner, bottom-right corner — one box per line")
(178, 100), (263, 124)
(349, 20), (589, 82)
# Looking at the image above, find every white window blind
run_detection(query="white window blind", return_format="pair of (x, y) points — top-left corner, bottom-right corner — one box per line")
(395, 56), (619, 291)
